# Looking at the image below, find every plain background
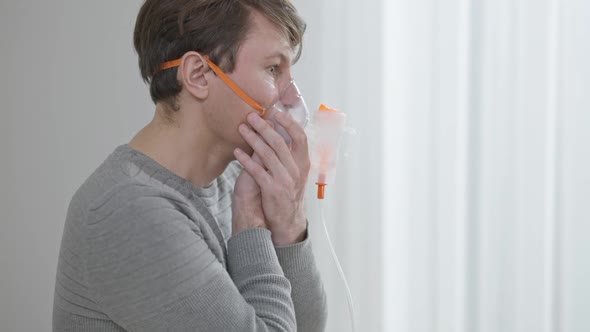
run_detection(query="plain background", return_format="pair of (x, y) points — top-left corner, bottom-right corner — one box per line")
(2, 0), (590, 332)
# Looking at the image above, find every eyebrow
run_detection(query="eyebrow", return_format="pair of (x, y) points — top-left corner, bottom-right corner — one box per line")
(265, 51), (293, 64)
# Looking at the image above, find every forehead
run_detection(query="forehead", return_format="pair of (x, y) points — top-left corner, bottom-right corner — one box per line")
(238, 10), (294, 63)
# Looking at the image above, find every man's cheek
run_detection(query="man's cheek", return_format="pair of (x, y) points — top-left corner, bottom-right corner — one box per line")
(258, 77), (280, 107)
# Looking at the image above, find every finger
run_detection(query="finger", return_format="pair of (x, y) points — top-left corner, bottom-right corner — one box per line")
(274, 112), (310, 171)
(246, 113), (298, 175)
(251, 152), (264, 167)
(238, 121), (290, 179)
(266, 119), (299, 175)
(250, 152), (270, 173)
(233, 148), (272, 187)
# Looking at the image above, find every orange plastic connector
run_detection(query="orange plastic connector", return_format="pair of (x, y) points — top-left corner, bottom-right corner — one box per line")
(319, 104), (338, 112)
(316, 182), (327, 199)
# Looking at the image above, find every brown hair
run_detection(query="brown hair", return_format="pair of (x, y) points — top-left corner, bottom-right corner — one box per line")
(133, 0), (306, 110)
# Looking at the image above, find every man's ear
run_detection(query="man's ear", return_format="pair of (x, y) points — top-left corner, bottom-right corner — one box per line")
(177, 51), (210, 100)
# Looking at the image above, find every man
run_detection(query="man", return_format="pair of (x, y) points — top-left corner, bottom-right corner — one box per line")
(52, 0), (328, 331)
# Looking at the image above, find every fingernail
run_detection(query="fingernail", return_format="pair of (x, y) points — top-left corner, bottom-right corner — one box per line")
(239, 124), (249, 133)
(247, 112), (262, 124)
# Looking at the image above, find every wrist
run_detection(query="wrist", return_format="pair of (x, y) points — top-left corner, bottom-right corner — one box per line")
(232, 215), (267, 235)
(271, 222), (307, 246)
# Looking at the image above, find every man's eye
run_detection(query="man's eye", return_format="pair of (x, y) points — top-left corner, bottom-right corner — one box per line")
(269, 65), (279, 74)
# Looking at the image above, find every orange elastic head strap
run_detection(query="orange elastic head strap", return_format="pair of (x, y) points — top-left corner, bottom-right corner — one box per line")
(159, 56), (266, 116)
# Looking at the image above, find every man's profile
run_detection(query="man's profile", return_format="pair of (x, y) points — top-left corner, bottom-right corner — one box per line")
(52, 0), (328, 331)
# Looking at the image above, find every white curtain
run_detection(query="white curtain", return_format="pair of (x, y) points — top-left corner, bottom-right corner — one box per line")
(295, 0), (590, 331)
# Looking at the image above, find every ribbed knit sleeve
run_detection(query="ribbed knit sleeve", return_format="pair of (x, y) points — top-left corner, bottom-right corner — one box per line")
(275, 232), (328, 332)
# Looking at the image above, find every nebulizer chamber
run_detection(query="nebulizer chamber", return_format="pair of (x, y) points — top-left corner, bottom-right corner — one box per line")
(308, 104), (347, 199)
(267, 98), (347, 199)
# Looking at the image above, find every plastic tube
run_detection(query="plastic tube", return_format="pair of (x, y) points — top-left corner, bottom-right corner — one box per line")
(319, 200), (357, 332)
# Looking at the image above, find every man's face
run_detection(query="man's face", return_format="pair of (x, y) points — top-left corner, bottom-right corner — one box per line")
(204, 10), (295, 154)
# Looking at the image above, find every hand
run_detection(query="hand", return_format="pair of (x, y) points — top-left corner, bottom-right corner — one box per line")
(234, 112), (310, 246)
(232, 152), (267, 235)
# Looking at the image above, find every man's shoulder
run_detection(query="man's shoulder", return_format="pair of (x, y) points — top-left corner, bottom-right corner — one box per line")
(69, 145), (190, 220)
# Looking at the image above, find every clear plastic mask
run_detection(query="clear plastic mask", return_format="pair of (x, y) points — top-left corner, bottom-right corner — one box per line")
(263, 80), (310, 144)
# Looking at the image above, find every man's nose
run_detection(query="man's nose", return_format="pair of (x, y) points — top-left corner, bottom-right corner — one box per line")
(279, 80), (300, 107)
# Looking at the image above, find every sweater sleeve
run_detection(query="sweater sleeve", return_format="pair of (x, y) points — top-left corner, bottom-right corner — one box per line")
(275, 230), (328, 332)
(86, 184), (296, 332)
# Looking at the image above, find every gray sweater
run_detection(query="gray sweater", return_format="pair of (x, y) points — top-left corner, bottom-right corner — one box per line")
(53, 144), (327, 331)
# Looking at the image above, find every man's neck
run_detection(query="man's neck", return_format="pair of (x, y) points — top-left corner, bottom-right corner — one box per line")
(128, 109), (232, 188)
